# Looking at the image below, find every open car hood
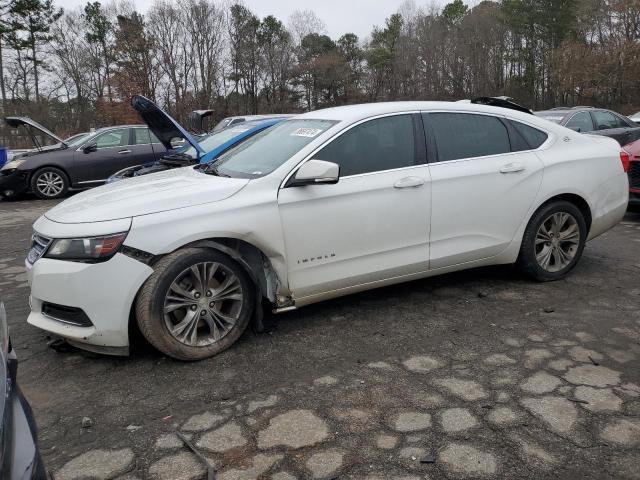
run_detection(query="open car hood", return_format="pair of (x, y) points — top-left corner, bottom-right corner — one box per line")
(470, 96), (533, 115)
(4, 116), (67, 150)
(131, 95), (204, 156)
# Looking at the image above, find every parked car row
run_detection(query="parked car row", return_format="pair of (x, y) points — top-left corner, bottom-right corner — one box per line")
(0, 110), (295, 199)
(23, 97), (628, 361)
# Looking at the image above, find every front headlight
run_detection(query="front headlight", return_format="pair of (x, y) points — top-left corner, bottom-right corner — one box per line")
(44, 232), (128, 262)
(0, 159), (26, 171)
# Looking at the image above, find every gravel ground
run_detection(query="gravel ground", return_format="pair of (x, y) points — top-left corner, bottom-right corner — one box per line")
(1, 196), (639, 480)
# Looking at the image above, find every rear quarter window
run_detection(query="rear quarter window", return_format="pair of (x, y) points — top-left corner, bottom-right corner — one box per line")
(510, 121), (548, 150)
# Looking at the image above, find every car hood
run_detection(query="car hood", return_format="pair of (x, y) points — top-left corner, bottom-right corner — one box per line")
(131, 95), (204, 156)
(5, 116), (67, 149)
(44, 167), (249, 223)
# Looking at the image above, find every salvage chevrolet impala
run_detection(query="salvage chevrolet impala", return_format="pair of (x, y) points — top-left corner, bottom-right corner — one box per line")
(25, 101), (629, 360)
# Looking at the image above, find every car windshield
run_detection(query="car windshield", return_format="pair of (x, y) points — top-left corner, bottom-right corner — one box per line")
(181, 125), (256, 159)
(209, 119), (338, 178)
(65, 133), (89, 147)
(212, 118), (238, 132)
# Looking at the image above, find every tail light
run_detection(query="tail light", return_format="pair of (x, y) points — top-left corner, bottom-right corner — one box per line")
(621, 150), (630, 172)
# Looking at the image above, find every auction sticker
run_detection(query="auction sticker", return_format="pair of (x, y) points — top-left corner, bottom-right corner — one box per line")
(291, 128), (323, 138)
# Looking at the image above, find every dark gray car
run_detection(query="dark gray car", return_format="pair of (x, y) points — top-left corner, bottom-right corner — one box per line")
(535, 107), (640, 145)
(0, 117), (168, 199)
(0, 303), (47, 479)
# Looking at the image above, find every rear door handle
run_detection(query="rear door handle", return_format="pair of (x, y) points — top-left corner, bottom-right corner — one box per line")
(499, 162), (525, 174)
(394, 176), (425, 188)
(118, 149), (132, 154)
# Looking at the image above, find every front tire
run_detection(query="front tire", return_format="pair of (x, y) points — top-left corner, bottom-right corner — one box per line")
(518, 200), (587, 281)
(30, 167), (69, 199)
(135, 248), (255, 361)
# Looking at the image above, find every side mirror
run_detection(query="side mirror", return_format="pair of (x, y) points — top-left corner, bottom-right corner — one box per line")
(83, 143), (97, 154)
(288, 159), (339, 187)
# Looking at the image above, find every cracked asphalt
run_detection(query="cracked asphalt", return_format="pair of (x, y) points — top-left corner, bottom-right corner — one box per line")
(1, 197), (640, 480)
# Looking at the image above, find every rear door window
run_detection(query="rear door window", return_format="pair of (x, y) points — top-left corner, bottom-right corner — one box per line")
(426, 113), (510, 162)
(565, 112), (594, 133)
(133, 128), (151, 145)
(593, 111), (623, 130)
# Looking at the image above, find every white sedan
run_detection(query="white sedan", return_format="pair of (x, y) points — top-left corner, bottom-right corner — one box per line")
(26, 101), (629, 360)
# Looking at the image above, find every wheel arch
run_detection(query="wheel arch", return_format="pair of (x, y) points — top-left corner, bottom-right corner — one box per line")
(535, 193), (592, 234)
(177, 237), (281, 305)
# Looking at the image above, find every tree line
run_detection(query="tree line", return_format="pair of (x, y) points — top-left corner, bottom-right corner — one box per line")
(1, 0), (640, 144)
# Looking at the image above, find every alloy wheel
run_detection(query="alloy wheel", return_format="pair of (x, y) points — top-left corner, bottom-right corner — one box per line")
(36, 172), (64, 197)
(534, 212), (580, 272)
(163, 262), (244, 347)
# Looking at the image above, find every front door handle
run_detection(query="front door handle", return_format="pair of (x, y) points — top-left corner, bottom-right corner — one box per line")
(118, 149), (132, 154)
(499, 162), (525, 174)
(394, 176), (425, 188)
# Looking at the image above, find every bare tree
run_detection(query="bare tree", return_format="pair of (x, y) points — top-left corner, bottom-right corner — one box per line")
(287, 9), (326, 47)
(185, 0), (225, 108)
(148, 0), (193, 116)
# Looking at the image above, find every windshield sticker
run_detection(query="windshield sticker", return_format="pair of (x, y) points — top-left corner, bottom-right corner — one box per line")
(291, 128), (323, 138)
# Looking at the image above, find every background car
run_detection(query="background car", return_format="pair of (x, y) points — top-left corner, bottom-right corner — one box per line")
(211, 114), (291, 133)
(535, 106), (640, 145)
(0, 303), (47, 479)
(622, 139), (640, 208)
(0, 118), (169, 199)
(628, 111), (640, 124)
(108, 96), (291, 182)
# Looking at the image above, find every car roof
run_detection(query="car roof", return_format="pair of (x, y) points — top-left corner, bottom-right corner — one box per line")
(296, 101), (551, 128)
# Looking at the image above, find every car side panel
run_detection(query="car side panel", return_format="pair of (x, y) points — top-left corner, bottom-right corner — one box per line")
(534, 134), (627, 240)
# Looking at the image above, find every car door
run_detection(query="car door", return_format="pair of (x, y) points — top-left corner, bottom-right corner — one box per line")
(277, 113), (431, 299)
(612, 112), (640, 144)
(73, 128), (132, 184)
(590, 110), (632, 145)
(423, 112), (545, 269)
(131, 127), (168, 163)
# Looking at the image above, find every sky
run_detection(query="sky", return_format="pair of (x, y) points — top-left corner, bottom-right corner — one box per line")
(53, 0), (451, 40)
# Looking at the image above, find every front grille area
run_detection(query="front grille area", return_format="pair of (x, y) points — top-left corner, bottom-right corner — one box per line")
(629, 160), (640, 190)
(41, 302), (93, 327)
(27, 233), (52, 264)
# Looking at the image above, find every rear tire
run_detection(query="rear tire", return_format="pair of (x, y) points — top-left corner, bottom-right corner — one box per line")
(135, 248), (255, 361)
(518, 200), (587, 281)
(30, 167), (69, 199)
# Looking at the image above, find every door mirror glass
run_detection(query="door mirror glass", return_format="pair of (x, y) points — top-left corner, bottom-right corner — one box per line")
(83, 142), (97, 154)
(289, 159), (339, 187)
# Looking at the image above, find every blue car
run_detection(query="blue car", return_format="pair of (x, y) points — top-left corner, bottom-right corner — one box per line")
(108, 96), (291, 182)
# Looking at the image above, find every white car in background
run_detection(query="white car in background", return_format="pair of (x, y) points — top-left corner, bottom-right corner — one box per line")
(25, 101), (629, 360)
